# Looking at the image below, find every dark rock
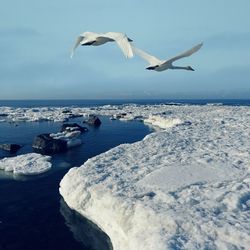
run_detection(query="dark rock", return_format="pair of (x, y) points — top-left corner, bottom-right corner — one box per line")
(175, 121), (192, 127)
(68, 114), (83, 119)
(113, 113), (128, 119)
(177, 121), (192, 126)
(183, 121), (192, 125)
(0, 144), (21, 153)
(61, 123), (88, 133)
(32, 134), (67, 154)
(114, 114), (122, 119)
(86, 116), (101, 126)
(62, 110), (71, 114)
(161, 111), (172, 115)
(31, 109), (39, 112)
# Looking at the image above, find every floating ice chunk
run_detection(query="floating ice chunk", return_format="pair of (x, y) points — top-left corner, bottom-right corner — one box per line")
(0, 153), (51, 175)
(50, 131), (81, 140)
(50, 130), (82, 148)
(50, 132), (65, 139)
(65, 131), (81, 139)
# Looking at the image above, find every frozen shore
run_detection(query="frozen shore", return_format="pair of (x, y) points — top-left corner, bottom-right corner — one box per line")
(0, 103), (249, 248)
(59, 104), (250, 250)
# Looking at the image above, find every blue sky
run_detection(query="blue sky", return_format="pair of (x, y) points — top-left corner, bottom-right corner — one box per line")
(0, 0), (250, 99)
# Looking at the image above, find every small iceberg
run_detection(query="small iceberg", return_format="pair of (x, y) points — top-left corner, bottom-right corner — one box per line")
(50, 130), (82, 149)
(0, 153), (52, 175)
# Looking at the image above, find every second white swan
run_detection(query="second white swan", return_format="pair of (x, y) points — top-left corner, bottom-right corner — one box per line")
(132, 43), (203, 72)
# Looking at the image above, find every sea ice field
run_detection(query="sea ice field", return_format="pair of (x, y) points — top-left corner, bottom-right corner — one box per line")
(0, 103), (249, 249)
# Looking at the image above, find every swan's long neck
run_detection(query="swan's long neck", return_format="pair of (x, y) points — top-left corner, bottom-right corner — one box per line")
(171, 66), (190, 70)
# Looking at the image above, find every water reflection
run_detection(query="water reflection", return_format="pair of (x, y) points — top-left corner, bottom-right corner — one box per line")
(0, 160), (72, 181)
(60, 198), (113, 250)
(0, 169), (50, 181)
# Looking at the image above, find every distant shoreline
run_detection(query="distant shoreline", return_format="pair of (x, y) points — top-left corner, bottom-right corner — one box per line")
(0, 98), (249, 108)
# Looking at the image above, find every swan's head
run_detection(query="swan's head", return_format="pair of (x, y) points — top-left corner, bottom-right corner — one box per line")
(146, 65), (159, 70)
(187, 66), (195, 71)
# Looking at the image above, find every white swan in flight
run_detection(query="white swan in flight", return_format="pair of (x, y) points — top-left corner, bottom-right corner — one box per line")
(132, 43), (203, 72)
(70, 31), (134, 59)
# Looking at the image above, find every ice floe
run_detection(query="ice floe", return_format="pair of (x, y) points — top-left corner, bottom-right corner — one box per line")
(0, 153), (52, 175)
(59, 104), (250, 250)
(50, 130), (82, 148)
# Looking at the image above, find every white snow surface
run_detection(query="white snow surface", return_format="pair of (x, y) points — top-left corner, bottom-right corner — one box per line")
(0, 153), (51, 175)
(144, 115), (182, 129)
(58, 104), (250, 250)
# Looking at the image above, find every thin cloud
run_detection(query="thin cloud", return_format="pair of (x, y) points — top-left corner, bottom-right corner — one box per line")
(0, 27), (40, 38)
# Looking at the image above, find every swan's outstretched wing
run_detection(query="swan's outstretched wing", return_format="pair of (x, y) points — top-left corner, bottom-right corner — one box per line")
(104, 32), (134, 58)
(166, 43), (203, 64)
(70, 36), (84, 58)
(132, 45), (162, 66)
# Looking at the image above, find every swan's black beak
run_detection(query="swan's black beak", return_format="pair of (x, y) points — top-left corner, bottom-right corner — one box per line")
(188, 66), (195, 71)
(146, 65), (158, 70)
(128, 38), (133, 42)
(146, 66), (154, 70)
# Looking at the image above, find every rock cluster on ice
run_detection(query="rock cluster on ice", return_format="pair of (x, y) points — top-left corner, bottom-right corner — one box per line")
(0, 153), (51, 175)
(59, 104), (250, 250)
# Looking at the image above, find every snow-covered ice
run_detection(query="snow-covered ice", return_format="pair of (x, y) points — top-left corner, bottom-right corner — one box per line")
(59, 104), (250, 250)
(0, 153), (52, 175)
(50, 130), (82, 148)
(144, 115), (182, 129)
(0, 104), (249, 248)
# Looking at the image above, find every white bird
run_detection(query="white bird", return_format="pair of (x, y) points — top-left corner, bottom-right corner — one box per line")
(70, 31), (134, 59)
(132, 42), (203, 72)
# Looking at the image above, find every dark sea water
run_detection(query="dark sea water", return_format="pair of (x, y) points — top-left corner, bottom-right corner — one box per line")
(0, 98), (249, 108)
(0, 99), (249, 250)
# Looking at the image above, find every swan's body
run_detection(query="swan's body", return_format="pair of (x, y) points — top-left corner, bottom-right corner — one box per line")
(71, 31), (134, 58)
(132, 43), (203, 72)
